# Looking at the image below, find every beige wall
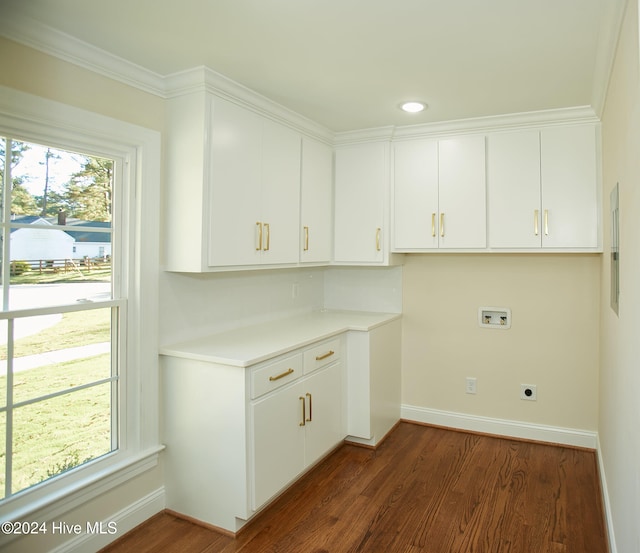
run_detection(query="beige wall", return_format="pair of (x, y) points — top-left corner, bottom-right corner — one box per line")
(402, 253), (601, 431)
(599, 0), (640, 551)
(0, 37), (164, 131)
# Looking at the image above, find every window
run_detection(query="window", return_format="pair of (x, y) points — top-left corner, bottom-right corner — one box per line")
(0, 87), (160, 527)
(0, 138), (119, 499)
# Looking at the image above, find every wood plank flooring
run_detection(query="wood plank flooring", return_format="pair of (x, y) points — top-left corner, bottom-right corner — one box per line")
(100, 422), (608, 553)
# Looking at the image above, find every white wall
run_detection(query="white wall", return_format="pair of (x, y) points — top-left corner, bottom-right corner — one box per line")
(159, 266), (403, 346)
(159, 268), (325, 345)
(599, 1), (640, 551)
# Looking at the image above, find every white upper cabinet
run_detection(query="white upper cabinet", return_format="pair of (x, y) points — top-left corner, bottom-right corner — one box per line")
(334, 141), (390, 264)
(540, 125), (599, 249)
(300, 137), (333, 264)
(488, 124), (599, 250)
(208, 98), (301, 267)
(392, 135), (486, 251)
(165, 92), (304, 271)
(257, 118), (302, 265)
(393, 139), (439, 249)
(487, 130), (542, 248)
(438, 135), (487, 249)
(207, 96), (263, 267)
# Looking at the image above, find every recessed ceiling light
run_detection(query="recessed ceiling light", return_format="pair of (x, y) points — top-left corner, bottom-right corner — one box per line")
(400, 101), (427, 113)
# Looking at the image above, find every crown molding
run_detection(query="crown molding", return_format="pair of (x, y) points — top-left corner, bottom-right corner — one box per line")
(391, 106), (600, 141)
(590, 0), (628, 118)
(164, 66), (334, 142)
(0, 12), (166, 97)
(0, 10), (606, 144)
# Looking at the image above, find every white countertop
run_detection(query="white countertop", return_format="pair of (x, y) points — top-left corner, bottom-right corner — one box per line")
(159, 310), (401, 367)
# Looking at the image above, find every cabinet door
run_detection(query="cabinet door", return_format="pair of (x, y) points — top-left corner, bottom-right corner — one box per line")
(208, 96), (262, 267)
(487, 130), (542, 248)
(304, 363), (343, 464)
(300, 137), (333, 263)
(541, 125), (598, 248)
(438, 135), (487, 248)
(261, 119), (301, 264)
(393, 139), (439, 250)
(334, 142), (388, 263)
(251, 381), (305, 510)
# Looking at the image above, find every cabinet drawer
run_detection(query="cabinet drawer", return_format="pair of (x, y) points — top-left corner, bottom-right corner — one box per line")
(251, 354), (303, 399)
(303, 338), (341, 375)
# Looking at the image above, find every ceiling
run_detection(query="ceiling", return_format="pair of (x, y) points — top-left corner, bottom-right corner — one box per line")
(0, 0), (624, 132)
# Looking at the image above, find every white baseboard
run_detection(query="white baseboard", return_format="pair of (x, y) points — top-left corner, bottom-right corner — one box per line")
(596, 435), (617, 553)
(401, 404), (598, 449)
(50, 487), (165, 553)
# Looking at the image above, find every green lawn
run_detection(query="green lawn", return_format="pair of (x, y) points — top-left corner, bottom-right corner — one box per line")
(0, 308), (114, 499)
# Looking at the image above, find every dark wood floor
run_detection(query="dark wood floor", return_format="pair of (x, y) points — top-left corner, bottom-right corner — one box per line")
(101, 422), (609, 553)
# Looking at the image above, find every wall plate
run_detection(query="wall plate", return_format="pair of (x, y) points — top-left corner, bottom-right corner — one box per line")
(478, 307), (511, 329)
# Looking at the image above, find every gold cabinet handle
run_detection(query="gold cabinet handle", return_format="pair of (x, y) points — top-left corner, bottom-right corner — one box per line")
(299, 396), (306, 426)
(440, 213), (445, 237)
(544, 210), (549, 235)
(268, 368), (294, 381)
(315, 350), (334, 361)
(375, 227), (381, 251)
(264, 222), (270, 251)
(534, 209), (539, 236)
(306, 392), (312, 422)
(431, 213), (436, 237)
(256, 222), (263, 251)
(303, 226), (309, 251)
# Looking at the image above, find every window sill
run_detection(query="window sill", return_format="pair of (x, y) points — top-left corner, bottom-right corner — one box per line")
(0, 444), (165, 545)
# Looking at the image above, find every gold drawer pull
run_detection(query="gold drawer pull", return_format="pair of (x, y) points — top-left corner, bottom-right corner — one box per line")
(431, 213), (436, 237)
(264, 222), (270, 250)
(304, 226), (309, 251)
(269, 368), (294, 381)
(299, 396), (306, 426)
(315, 350), (335, 361)
(256, 222), (263, 251)
(534, 209), (539, 236)
(306, 392), (312, 422)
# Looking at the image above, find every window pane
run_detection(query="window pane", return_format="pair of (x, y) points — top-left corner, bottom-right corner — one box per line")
(5, 139), (112, 305)
(12, 383), (113, 494)
(0, 307), (112, 400)
(9, 140), (112, 223)
(11, 309), (111, 404)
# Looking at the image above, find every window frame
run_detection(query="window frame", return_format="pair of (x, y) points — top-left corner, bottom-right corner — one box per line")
(0, 86), (161, 530)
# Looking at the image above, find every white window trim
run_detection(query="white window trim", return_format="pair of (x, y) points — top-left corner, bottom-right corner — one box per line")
(0, 86), (162, 529)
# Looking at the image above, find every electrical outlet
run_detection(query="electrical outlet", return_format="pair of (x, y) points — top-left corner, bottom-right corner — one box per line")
(466, 377), (477, 394)
(521, 384), (537, 401)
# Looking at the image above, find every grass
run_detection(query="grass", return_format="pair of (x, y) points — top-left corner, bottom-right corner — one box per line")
(0, 307), (114, 499)
(0, 308), (111, 360)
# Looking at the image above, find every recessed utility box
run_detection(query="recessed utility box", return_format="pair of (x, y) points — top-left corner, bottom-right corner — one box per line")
(479, 307), (511, 329)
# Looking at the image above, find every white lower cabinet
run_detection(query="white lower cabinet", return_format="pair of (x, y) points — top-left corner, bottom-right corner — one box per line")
(346, 318), (401, 446)
(161, 335), (345, 533)
(160, 312), (400, 533)
(251, 361), (343, 510)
